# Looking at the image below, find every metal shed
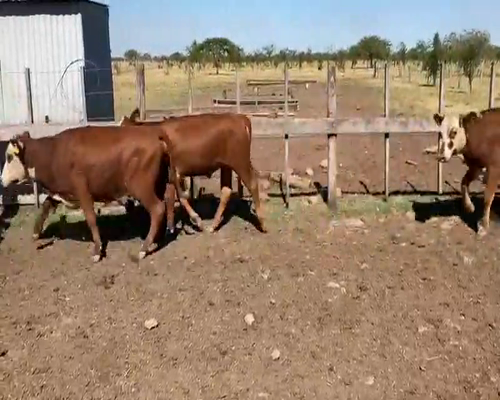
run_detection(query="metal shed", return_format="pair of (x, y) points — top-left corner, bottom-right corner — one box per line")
(0, 0), (114, 124)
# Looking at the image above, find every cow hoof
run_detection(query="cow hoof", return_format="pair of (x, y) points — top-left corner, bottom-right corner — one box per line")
(477, 225), (488, 237)
(166, 226), (175, 235)
(208, 226), (216, 233)
(138, 251), (147, 260)
(92, 254), (101, 263)
(32, 233), (40, 241)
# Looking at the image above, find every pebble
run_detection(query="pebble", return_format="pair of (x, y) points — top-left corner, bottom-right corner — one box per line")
(144, 318), (158, 330)
(271, 349), (281, 360)
(244, 313), (255, 326)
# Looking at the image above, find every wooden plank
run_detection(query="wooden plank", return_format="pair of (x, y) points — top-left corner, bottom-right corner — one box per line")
(246, 78), (317, 86)
(188, 66), (193, 114)
(24, 67), (39, 208)
(80, 66), (87, 123)
(248, 116), (439, 137)
(437, 63), (444, 195)
(187, 64), (196, 200)
(213, 98), (299, 106)
(283, 63), (290, 208)
(135, 63), (146, 120)
(327, 62), (338, 211)
(236, 66), (243, 198)
(384, 63), (390, 201)
(25, 68), (34, 124)
(489, 61), (496, 108)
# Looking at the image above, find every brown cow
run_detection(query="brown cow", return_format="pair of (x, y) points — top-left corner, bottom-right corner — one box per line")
(1, 125), (178, 262)
(121, 109), (265, 233)
(433, 107), (500, 236)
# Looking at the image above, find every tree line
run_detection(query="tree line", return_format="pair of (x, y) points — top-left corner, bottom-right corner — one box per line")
(114, 29), (500, 93)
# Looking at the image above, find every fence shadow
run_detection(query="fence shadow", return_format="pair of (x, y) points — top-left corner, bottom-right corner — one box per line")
(0, 204), (20, 245)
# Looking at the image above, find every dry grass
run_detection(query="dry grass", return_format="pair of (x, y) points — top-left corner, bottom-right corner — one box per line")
(111, 61), (500, 120)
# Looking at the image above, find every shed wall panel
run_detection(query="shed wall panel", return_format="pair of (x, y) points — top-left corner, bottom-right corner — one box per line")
(0, 13), (85, 124)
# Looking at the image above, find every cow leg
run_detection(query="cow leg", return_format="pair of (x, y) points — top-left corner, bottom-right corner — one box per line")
(210, 167), (233, 233)
(234, 162), (267, 233)
(478, 168), (498, 237)
(72, 181), (103, 263)
(33, 196), (59, 240)
(461, 166), (481, 214)
(164, 182), (176, 235)
(237, 177), (244, 198)
(170, 172), (204, 230)
(137, 195), (165, 260)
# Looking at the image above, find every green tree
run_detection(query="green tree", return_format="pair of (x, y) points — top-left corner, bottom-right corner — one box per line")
(188, 37), (244, 74)
(357, 36), (391, 66)
(456, 29), (491, 93)
(424, 32), (443, 86)
(124, 49), (140, 62)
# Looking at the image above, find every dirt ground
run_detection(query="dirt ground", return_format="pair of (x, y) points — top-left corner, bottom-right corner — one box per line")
(2, 79), (498, 400)
(1, 195), (500, 399)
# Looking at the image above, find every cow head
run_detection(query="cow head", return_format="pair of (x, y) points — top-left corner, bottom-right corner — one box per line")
(433, 113), (468, 162)
(1, 131), (31, 187)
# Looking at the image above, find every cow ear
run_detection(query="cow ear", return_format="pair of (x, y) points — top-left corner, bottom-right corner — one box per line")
(8, 140), (21, 155)
(433, 113), (444, 126)
(20, 130), (31, 139)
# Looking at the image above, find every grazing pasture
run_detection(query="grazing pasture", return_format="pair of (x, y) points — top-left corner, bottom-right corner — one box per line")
(1, 61), (500, 398)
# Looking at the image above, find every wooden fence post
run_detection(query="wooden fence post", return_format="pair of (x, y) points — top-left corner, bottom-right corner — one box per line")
(135, 63), (146, 120)
(489, 61), (496, 109)
(235, 65), (244, 198)
(187, 64), (196, 200)
(437, 62), (444, 195)
(25, 67), (39, 208)
(80, 65), (87, 124)
(283, 62), (290, 208)
(327, 62), (337, 211)
(383, 63), (390, 201)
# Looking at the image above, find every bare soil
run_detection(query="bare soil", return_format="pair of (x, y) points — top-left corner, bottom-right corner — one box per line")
(1, 79), (498, 400)
(1, 196), (500, 399)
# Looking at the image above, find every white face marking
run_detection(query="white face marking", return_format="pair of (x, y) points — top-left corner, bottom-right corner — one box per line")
(1, 142), (28, 187)
(435, 115), (467, 162)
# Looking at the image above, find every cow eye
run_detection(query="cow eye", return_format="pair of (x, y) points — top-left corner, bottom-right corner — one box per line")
(449, 129), (457, 139)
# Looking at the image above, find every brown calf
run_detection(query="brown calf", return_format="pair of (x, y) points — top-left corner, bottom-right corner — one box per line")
(434, 107), (500, 235)
(1, 125), (176, 262)
(121, 109), (264, 233)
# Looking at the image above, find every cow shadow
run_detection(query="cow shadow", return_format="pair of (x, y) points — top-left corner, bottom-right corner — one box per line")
(0, 204), (20, 245)
(411, 195), (500, 233)
(38, 204), (183, 257)
(187, 192), (263, 232)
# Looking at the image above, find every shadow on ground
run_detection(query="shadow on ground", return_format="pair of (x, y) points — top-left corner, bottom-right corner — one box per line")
(0, 204), (20, 245)
(411, 195), (500, 233)
(37, 193), (262, 250)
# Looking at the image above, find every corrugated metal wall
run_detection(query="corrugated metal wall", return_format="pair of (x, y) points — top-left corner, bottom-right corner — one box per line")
(0, 13), (85, 124)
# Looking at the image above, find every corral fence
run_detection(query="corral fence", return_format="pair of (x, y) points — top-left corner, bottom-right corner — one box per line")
(136, 60), (497, 210)
(0, 60), (497, 211)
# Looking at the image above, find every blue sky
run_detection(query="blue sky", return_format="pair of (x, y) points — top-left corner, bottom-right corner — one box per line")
(105, 0), (500, 57)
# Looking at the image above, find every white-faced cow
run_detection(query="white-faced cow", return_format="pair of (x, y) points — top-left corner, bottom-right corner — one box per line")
(1, 126), (179, 262)
(434, 107), (500, 235)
